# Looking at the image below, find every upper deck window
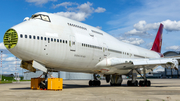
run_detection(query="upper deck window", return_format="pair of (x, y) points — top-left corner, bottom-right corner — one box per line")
(31, 14), (51, 22)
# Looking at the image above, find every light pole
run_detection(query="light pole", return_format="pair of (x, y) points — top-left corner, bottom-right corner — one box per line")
(0, 51), (2, 83)
(15, 57), (17, 82)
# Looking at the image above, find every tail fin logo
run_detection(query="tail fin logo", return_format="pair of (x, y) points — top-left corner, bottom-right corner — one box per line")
(151, 23), (163, 53)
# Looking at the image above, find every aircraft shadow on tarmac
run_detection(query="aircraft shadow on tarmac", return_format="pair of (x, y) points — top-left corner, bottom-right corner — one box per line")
(9, 84), (167, 90)
(62, 84), (167, 89)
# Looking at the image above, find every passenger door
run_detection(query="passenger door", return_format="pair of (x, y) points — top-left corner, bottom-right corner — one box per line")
(69, 36), (76, 52)
(103, 43), (108, 57)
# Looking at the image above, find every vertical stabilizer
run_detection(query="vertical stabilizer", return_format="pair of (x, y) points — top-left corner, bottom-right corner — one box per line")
(151, 23), (163, 53)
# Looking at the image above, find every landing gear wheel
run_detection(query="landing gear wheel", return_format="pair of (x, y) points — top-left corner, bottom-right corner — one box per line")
(139, 80), (151, 86)
(147, 81), (151, 86)
(89, 80), (93, 86)
(127, 80), (138, 86)
(110, 82), (114, 86)
(127, 80), (131, 86)
(89, 80), (101, 86)
(110, 82), (121, 86)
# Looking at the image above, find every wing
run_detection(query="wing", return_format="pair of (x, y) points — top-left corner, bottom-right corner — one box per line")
(95, 57), (179, 71)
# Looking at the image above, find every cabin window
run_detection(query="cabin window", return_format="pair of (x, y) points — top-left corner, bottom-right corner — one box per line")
(51, 38), (53, 42)
(44, 37), (46, 41)
(63, 40), (64, 43)
(20, 34), (23, 38)
(60, 39), (62, 43)
(37, 36), (39, 40)
(66, 40), (67, 44)
(29, 35), (31, 39)
(25, 35), (27, 38)
(57, 39), (59, 42)
(41, 37), (43, 40)
(54, 39), (56, 42)
(33, 36), (36, 39)
(48, 38), (50, 43)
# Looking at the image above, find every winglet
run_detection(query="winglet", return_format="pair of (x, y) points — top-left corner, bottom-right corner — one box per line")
(151, 23), (164, 53)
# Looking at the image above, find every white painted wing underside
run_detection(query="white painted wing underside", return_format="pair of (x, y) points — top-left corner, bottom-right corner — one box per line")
(96, 57), (179, 70)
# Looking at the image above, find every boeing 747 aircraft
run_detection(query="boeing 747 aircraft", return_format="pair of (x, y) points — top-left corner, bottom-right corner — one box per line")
(3, 12), (180, 87)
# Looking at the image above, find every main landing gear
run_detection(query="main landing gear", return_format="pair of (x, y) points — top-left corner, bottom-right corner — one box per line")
(89, 74), (101, 86)
(127, 70), (138, 86)
(137, 67), (151, 86)
(127, 68), (151, 87)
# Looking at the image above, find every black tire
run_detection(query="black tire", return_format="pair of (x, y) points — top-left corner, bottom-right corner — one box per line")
(93, 80), (97, 86)
(127, 80), (131, 86)
(110, 82), (114, 86)
(146, 81), (151, 86)
(89, 80), (93, 86)
(98, 80), (101, 86)
(135, 80), (138, 86)
(139, 80), (143, 86)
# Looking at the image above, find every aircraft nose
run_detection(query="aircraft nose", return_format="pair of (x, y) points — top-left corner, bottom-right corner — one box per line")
(3, 29), (18, 49)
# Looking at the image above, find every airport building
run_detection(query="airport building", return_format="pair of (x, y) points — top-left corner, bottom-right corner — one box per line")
(163, 51), (180, 78)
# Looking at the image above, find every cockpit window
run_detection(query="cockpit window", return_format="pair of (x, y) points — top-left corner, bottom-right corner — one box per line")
(32, 14), (41, 19)
(31, 14), (51, 22)
(41, 15), (50, 22)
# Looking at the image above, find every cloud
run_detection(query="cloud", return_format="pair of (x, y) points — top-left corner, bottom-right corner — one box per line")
(0, 42), (10, 54)
(55, 12), (89, 21)
(54, 2), (93, 21)
(52, 2), (78, 9)
(54, 2), (106, 21)
(117, 37), (144, 46)
(166, 45), (180, 51)
(133, 20), (159, 31)
(162, 20), (180, 31)
(26, 0), (57, 6)
(125, 29), (150, 36)
(146, 42), (153, 49)
(94, 7), (106, 13)
(5, 57), (16, 62)
(124, 19), (180, 37)
(107, 0), (180, 39)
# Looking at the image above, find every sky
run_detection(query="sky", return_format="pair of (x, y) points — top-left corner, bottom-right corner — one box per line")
(0, 0), (180, 75)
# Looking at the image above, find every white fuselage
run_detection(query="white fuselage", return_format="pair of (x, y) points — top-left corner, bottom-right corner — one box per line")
(8, 12), (160, 75)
